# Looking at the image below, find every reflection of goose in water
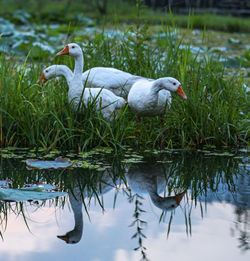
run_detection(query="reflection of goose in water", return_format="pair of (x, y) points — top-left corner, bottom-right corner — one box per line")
(126, 163), (185, 211)
(57, 171), (115, 244)
(57, 190), (83, 244)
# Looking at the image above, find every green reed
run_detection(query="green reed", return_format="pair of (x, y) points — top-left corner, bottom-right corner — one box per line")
(0, 19), (248, 151)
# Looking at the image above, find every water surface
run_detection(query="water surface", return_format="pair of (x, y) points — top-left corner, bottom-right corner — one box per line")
(0, 150), (249, 261)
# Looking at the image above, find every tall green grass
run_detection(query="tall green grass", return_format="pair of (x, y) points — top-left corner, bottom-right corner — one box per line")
(0, 21), (248, 151)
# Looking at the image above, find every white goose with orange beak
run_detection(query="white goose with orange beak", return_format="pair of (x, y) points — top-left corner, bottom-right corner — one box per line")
(55, 43), (145, 98)
(37, 65), (144, 98)
(127, 77), (187, 126)
(54, 43), (126, 121)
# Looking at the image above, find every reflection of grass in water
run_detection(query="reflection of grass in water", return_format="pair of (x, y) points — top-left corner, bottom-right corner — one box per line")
(0, 198), (66, 241)
(129, 194), (149, 261)
(146, 151), (245, 237)
(0, 151), (247, 246)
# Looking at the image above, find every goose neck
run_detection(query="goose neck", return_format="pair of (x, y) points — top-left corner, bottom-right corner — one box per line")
(148, 191), (166, 209)
(57, 65), (73, 85)
(151, 79), (164, 95)
(73, 209), (83, 231)
(73, 54), (84, 79)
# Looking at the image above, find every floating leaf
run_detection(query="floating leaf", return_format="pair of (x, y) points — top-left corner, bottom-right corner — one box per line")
(66, 153), (78, 158)
(77, 152), (90, 158)
(1, 152), (24, 159)
(122, 158), (144, 164)
(20, 184), (56, 191)
(92, 147), (113, 154)
(228, 38), (241, 44)
(26, 157), (72, 170)
(204, 152), (234, 157)
(0, 188), (66, 202)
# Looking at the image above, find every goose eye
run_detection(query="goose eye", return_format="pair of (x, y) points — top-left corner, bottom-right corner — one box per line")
(45, 70), (48, 73)
(72, 46), (75, 49)
(173, 82), (176, 86)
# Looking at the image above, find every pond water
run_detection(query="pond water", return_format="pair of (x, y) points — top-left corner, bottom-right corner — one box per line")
(0, 150), (249, 261)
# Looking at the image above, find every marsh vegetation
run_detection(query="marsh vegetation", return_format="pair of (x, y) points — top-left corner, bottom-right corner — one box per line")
(0, 6), (249, 151)
(0, 2), (249, 259)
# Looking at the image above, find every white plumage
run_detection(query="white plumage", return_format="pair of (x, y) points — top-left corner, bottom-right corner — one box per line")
(39, 43), (127, 121)
(128, 77), (187, 117)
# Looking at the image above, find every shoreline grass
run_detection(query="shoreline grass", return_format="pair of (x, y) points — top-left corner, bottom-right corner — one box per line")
(0, 19), (249, 152)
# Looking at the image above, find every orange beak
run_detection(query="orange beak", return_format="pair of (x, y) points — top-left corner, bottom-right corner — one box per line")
(56, 45), (69, 56)
(57, 235), (69, 244)
(37, 73), (47, 85)
(176, 85), (187, 100)
(173, 191), (185, 205)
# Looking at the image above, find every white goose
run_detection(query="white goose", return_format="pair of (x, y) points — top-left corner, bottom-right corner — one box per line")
(55, 43), (144, 97)
(127, 77), (187, 127)
(38, 45), (126, 121)
(37, 64), (143, 98)
(81, 67), (143, 98)
(56, 43), (126, 120)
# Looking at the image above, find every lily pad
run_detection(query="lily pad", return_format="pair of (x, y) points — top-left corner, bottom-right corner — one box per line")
(72, 160), (101, 169)
(20, 184), (56, 191)
(0, 152), (24, 159)
(26, 157), (72, 170)
(204, 152), (234, 157)
(12, 10), (31, 25)
(228, 38), (241, 44)
(0, 188), (66, 202)
(122, 158), (144, 163)
(0, 17), (15, 33)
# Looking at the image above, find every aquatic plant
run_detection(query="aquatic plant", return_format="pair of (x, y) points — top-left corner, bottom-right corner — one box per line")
(0, 13), (249, 151)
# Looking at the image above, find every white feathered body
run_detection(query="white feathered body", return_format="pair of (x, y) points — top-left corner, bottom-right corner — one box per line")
(128, 79), (171, 117)
(68, 77), (126, 120)
(82, 67), (144, 97)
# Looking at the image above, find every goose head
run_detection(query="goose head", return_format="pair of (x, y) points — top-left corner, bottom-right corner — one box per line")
(56, 43), (82, 57)
(156, 77), (187, 99)
(150, 191), (186, 211)
(37, 65), (73, 85)
(37, 65), (57, 84)
(57, 230), (82, 244)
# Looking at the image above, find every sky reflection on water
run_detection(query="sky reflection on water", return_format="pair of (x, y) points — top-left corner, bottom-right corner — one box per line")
(0, 152), (249, 261)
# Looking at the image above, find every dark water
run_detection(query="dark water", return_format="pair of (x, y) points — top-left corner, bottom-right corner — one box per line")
(0, 151), (249, 261)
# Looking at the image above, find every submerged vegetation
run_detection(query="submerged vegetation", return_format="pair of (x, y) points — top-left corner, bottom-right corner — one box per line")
(0, 2), (249, 151)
